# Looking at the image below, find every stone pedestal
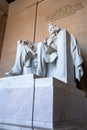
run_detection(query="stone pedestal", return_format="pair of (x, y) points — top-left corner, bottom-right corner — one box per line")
(33, 77), (86, 129)
(0, 74), (38, 130)
(0, 75), (87, 130)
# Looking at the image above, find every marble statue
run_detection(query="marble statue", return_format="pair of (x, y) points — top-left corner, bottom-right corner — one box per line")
(6, 23), (83, 84)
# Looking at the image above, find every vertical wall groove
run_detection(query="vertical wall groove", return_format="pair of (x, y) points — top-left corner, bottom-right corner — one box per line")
(33, 2), (38, 43)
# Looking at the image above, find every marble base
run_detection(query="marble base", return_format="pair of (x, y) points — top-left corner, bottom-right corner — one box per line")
(0, 120), (87, 130)
(33, 78), (87, 129)
(0, 74), (39, 128)
(0, 75), (87, 130)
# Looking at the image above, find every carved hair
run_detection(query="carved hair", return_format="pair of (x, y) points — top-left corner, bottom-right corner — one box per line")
(48, 23), (60, 33)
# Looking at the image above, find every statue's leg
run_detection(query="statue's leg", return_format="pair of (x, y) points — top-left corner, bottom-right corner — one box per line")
(10, 44), (29, 75)
(37, 42), (46, 77)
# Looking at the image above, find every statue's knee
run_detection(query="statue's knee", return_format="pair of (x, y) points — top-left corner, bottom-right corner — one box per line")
(38, 42), (43, 47)
(37, 42), (44, 51)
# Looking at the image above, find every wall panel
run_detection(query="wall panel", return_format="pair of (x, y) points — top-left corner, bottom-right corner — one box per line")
(0, 1), (36, 76)
(0, 0), (8, 58)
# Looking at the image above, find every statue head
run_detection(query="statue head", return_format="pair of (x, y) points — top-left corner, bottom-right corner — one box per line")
(48, 23), (60, 35)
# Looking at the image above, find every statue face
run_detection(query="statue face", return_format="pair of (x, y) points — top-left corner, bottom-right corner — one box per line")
(48, 25), (55, 35)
